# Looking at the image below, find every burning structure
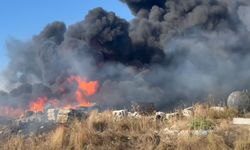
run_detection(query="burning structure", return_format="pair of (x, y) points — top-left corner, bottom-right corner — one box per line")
(1, 0), (250, 119)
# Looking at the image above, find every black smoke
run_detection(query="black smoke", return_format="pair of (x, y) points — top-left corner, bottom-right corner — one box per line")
(1, 0), (250, 110)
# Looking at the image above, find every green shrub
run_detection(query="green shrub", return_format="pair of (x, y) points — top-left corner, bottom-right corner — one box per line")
(189, 117), (214, 130)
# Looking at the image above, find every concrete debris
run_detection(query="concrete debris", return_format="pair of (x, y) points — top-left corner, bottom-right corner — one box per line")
(155, 112), (166, 120)
(233, 118), (250, 125)
(112, 110), (128, 119)
(164, 128), (213, 137)
(192, 130), (212, 136)
(17, 112), (45, 123)
(58, 109), (87, 123)
(47, 109), (59, 121)
(165, 112), (179, 120)
(210, 106), (225, 112)
(47, 108), (87, 123)
(128, 112), (141, 118)
(56, 109), (72, 123)
(164, 107), (194, 120)
(182, 107), (194, 117)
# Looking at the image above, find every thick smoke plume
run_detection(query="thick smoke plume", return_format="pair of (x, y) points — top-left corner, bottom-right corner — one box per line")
(1, 0), (250, 110)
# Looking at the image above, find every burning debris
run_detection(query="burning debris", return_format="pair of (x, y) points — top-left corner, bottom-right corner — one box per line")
(0, 75), (99, 120)
(2, 1), (250, 149)
(0, 0), (250, 131)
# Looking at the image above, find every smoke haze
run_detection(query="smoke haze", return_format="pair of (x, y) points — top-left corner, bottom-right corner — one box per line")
(1, 0), (250, 110)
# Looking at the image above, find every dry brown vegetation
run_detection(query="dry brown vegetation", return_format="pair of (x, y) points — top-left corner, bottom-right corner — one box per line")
(0, 105), (250, 150)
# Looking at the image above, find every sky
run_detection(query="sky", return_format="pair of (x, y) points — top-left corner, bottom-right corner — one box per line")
(0, 0), (133, 71)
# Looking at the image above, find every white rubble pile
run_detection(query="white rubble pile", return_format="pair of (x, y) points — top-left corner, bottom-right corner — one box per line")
(155, 112), (165, 120)
(112, 110), (143, 120)
(56, 109), (72, 123)
(210, 106), (225, 111)
(128, 112), (141, 118)
(17, 113), (45, 123)
(182, 107), (194, 117)
(163, 128), (213, 137)
(233, 118), (250, 125)
(165, 112), (179, 120)
(112, 110), (128, 120)
(47, 108), (87, 123)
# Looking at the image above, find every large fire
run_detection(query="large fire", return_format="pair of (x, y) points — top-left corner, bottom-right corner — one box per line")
(67, 75), (98, 107)
(27, 76), (98, 113)
(29, 97), (48, 112)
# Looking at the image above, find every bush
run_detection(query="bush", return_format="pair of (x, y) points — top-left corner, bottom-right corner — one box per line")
(189, 117), (215, 130)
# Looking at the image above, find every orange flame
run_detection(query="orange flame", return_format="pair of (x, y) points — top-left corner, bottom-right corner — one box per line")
(25, 76), (98, 114)
(29, 97), (48, 112)
(67, 75), (98, 107)
(27, 76), (98, 113)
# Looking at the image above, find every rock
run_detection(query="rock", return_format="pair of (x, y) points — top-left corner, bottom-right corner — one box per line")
(192, 130), (212, 136)
(227, 91), (250, 113)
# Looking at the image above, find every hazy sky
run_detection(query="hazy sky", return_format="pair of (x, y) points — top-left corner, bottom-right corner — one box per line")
(0, 0), (133, 71)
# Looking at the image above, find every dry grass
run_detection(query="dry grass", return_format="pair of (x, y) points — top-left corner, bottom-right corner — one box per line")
(193, 104), (238, 119)
(235, 131), (250, 150)
(0, 104), (249, 150)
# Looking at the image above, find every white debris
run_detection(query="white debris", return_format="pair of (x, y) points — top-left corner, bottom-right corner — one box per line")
(17, 113), (44, 123)
(112, 110), (128, 119)
(47, 108), (87, 123)
(233, 118), (250, 125)
(165, 112), (178, 120)
(47, 109), (59, 121)
(182, 107), (194, 117)
(210, 106), (225, 112)
(155, 112), (166, 120)
(164, 128), (212, 137)
(128, 112), (141, 118)
(192, 130), (212, 136)
(56, 109), (71, 123)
